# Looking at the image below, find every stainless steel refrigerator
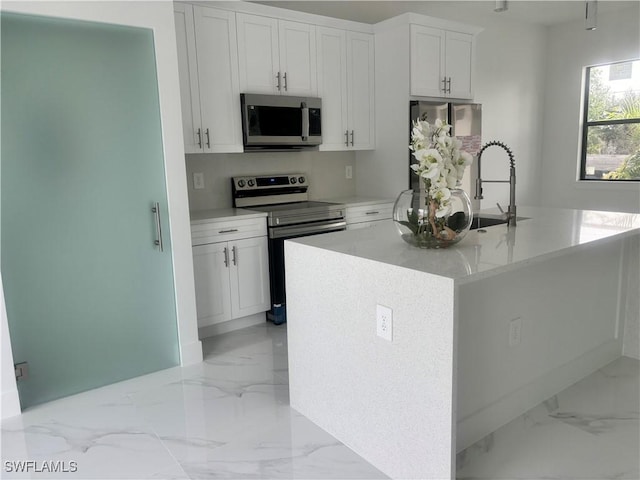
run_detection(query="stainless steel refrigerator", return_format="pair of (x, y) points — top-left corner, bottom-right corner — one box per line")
(409, 101), (481, 206)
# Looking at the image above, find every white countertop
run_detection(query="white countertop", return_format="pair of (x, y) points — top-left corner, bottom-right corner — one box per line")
(189, 208), (267, 224)
(321, 196), (396, 207)
(288, 206), (640, 283)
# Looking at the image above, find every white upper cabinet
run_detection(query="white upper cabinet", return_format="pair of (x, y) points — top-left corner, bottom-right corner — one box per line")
(347, 31), (375, 149)
(410, 24), (475, 99)
(237, 13), (317, 96)
(174, 3), (202, 154)
(317, 27), (374, 151)
(174, 4), (242, 153)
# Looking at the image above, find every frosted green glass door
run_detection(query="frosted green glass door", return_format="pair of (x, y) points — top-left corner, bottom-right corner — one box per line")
(1, 12), (180, 408)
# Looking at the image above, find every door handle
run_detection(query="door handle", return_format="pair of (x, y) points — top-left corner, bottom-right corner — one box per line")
(276, 71), (281, 91)
(350, 130), (354, 146)
(283, 72), (288, 91)
(196, 128), (202, 149)
(151, 202), (163, 252)
(223, 247), (229, 267)
(232, 245), (237, 266)
(205, 128), (211, 148)
(345, 130), (349, 147)
(447, 77), (452, 94)
(442, 77), (447, 93)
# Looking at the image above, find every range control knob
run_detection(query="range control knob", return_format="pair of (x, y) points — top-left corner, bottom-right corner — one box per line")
(247, 179), (255, 187)
(298, 176), (305, 184)
(290, 177), (297, 184)
(237, 179), (246, 188)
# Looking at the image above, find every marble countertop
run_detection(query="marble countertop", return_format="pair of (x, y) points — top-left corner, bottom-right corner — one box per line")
(288, 206), (640, 283)
(189, 208), (267, 224)
(320, 196), (396, 207)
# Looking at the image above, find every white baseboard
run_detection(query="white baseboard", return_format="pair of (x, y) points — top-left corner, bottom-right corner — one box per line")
(456, 340), (622, 452)
(1, 389), (21, 420)
(198, 313), (267, 339)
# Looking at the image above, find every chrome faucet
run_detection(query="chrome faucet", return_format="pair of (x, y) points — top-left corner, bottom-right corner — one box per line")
(474, 141), (517, 227)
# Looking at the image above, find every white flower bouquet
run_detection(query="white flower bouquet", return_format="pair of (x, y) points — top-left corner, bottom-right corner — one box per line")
(394, 117), (474, 247)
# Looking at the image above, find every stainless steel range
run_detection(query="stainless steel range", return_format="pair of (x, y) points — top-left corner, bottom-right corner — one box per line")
(232, 173), (345, 324)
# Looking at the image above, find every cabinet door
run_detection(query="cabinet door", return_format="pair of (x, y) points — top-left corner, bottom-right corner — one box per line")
(445, 31), (474, 99)
(236, 13), (279, 94)
(229, 237), (270, 319)
(193, 6), (243, 152)
(347, 31), (375, 150)
(193, 243), (232, 327)
(174, 3), (203, 153)
(410, 25), (445, 97)
(278, 20), (317, 96)
(317, 26), (348, 151)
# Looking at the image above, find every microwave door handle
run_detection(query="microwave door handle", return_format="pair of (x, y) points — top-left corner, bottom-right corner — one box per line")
(301, 102), (309, 141)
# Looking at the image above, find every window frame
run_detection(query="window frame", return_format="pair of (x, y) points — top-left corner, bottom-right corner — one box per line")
(580, 60), (640, 182)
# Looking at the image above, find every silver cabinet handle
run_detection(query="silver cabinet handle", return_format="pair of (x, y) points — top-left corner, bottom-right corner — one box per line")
(345, 130), (349, 147)
(276, 71), (281, 91)
(232, 245), (237, 266)
(442, 77), (447, 93)
(350, 130), (354, 146)
(283, 72), (288, 91)
(365, 211), (380, 215)
(447, 77), (452, 94)
(196, 128), (202, 149)
(223, 246), (229, 267)
(218, 228), (238, 234)
(151, 202), (163, 252)
(205, 128), (211, 148)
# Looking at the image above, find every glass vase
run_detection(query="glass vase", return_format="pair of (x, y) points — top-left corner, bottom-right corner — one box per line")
(393, 188), (473, 248)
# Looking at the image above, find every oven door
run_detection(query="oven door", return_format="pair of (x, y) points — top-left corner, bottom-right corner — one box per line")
(241, 93), (321, 148)
(266, 220), (345, 324)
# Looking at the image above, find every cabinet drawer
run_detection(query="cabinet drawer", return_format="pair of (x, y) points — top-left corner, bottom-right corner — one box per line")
(191, 217), (267, 246)
(346, 203), (393, 224)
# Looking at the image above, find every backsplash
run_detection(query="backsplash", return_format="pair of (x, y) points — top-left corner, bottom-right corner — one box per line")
(185, 151), (357, 212)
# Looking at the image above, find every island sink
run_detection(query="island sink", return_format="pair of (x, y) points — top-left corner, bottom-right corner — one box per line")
(470, 213), (529, 230)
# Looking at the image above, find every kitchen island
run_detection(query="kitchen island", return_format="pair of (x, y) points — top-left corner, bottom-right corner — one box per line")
(284, 206), (640, 479)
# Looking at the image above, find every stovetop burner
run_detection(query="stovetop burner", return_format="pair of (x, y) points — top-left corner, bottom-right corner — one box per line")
(232, 174), (345, 227)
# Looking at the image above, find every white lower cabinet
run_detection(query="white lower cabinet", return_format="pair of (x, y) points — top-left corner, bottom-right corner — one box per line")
(345, 202), (394, 230)
(192, 219), (270, 328)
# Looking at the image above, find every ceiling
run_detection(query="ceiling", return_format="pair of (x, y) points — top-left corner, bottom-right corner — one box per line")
(252, 1), (638, 27)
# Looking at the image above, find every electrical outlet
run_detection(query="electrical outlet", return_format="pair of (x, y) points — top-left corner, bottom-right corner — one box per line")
(345, 165), (353, 179)
(376, 304), (393, 341)
(509, 317), (522, 347)
(193, 172), (205, 190)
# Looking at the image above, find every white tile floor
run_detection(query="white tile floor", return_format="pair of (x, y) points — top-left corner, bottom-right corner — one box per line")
(1, 323), (638, 479)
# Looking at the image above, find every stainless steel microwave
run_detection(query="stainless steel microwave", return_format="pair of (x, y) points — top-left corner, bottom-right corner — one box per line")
(240, 93), (322, 150)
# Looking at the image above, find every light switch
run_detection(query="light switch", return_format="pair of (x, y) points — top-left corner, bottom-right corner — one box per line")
(345, 165), (353, 179)
(193, 172), (205, 190)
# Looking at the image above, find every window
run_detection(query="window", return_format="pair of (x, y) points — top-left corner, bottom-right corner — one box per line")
(580, 59), (640, 181)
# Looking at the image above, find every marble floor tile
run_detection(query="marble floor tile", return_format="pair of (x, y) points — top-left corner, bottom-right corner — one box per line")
(456, 356), (640, 480)
(1, 324), (385, 479)
(3, 323), (637, 479)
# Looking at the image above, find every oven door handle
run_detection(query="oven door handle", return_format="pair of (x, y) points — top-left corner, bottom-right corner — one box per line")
(269, 220), (346, 239)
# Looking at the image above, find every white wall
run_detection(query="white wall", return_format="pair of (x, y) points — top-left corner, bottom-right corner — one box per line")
(1, 0), (202, 418)
(185, 151), (357, 211)
(356, 8), (547, 211)
(539, 5), (640, 360)
(1, 277), (20, 419)
(540, 4), (640, 213)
